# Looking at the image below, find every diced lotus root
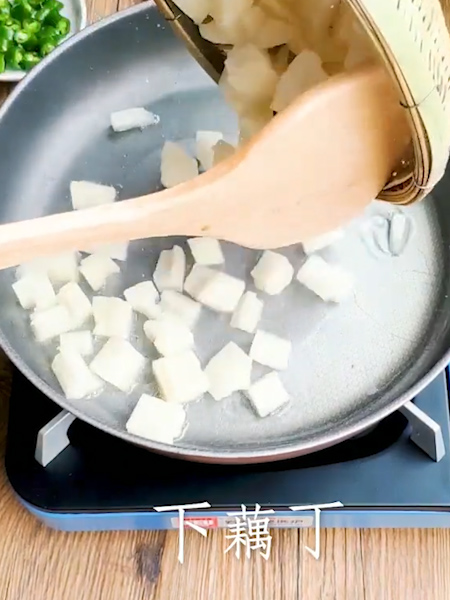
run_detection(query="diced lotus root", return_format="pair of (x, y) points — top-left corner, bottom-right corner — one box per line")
(231, 291), (263, 333)
(271, 50), (328, 113)
(205, 342), (252, 400)
(52, 349), (103, 400)
(57, 282), (92, 328)
(153, 246), (186, 293)
(196, 130), (223, 171)
(79, 254), (120, 291)
(110, 108), (159, 132)
(124, 281), (161, 319)
(251, 250), (293, 295)
(92, 296), (133, 339)
(152, 350), (209, 404)
(83, 242), (129, 262)
(187, 237), (224, 266)
(184, 265), (217, 300)
(150, 317), (195, 357)
(160, 142), (198, 189)
(296, 255), (354, 303)
(90, 338), (146, 392)
(12, 273), (56, 311)
(197, 271), (245, 313)
(249, 330), (291, 370)
(159, 290), (201, 329)
(59, 330), (94, 357)
(70, 181), (117, 210)
(247, 372), (289, 418)
(173, 0), (212, 24)
(31, 305), (74, 343)
(17, 252), (79, 285)
(126, 393), (186, 445)
(302, 229), (344, 254)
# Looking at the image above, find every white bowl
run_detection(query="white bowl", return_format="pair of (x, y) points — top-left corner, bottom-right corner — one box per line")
(0, 0), (87, 82)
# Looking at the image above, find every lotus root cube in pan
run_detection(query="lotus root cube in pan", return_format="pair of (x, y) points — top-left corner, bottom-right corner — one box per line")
(0, 3), (448, 463)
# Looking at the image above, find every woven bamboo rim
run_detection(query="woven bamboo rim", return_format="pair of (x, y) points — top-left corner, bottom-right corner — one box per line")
(155, 0), (450, 204)
(348, 0), (450, 203)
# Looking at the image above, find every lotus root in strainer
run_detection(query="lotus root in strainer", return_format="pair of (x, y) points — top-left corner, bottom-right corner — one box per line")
(156, 0), (450, 205)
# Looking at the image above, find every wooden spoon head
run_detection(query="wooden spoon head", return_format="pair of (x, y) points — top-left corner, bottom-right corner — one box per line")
(206, 65), (411, 248)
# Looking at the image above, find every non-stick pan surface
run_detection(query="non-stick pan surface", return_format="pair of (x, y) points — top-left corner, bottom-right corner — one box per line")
(0, 1), (450, 464)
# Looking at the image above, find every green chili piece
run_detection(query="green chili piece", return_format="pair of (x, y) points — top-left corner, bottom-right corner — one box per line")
(0, 32), (10, 53)
(39, 39), (54, 55)
(23, 18), (41, 34)
(21, 50), (39, 69)
(35, 6), (51, 21)
(11, 2), (34, 22)
(55, 16), (69, 35)
(5, 45), (23, 69)
(44, 0), (63, 11)
(9, 21), (21, 32)
(37, 26), (57, 49)
(23, 33), (39, 50)
(14, 29), (31, 44)
(0, 24), (14, 41)
(39, 25), (55, 38)
(0, 0), (69, 72)
(43, 8), (61, 26)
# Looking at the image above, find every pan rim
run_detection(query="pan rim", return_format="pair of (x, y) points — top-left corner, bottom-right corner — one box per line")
(0, 0), (449, 463)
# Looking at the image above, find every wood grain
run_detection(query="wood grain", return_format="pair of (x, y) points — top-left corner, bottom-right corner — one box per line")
(1, 1), (450, 599)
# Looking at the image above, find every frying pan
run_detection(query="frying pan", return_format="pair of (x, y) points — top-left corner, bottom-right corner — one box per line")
(0, 1), (449, 464)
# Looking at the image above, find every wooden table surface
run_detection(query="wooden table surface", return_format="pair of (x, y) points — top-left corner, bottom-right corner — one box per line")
(1, 1), (450, 598)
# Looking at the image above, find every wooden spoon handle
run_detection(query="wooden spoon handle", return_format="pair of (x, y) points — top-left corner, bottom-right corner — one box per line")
(0, 171), (232, 270)
(0, 66), (411, 270)
(0, 196), (172, 270)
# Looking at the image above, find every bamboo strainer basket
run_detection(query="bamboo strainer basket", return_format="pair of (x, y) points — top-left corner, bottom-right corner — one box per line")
(154, 0), (450, 205)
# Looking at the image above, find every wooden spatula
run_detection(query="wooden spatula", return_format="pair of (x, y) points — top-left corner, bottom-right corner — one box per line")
(0, 65), (410, 271)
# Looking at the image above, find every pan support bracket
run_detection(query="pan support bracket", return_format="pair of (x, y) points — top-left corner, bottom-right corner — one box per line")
(33, 402), (446, 467)
(35, 410), (75, 467)
(400, 401), (445, 462)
